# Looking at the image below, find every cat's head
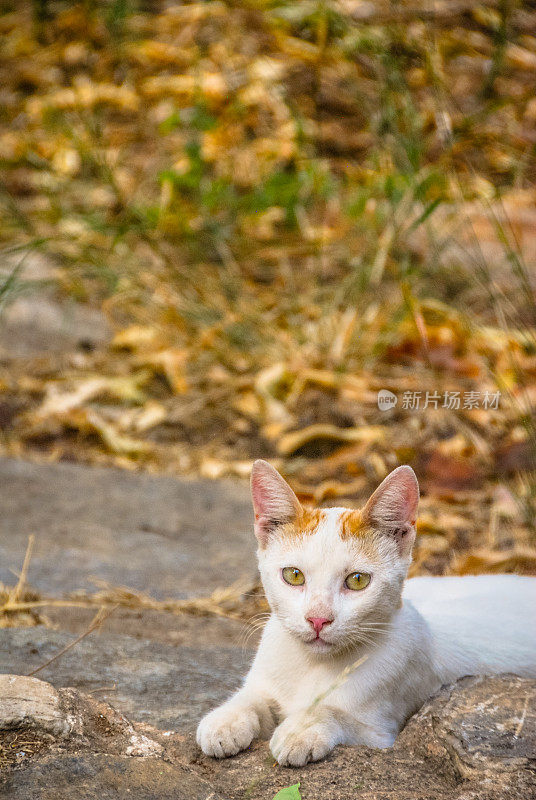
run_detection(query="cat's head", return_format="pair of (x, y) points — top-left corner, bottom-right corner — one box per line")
(251, 460), (419, 656)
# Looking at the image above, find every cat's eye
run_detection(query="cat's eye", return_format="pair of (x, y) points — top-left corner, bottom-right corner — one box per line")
(282, 567), (305, 586)
(345, 572), (371, 591)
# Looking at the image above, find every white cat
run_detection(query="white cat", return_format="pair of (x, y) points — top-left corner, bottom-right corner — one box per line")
(197, 460), (536, 766)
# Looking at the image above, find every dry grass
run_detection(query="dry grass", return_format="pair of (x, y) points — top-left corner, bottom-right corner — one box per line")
(0, 536), (48, 628)
(0, 537), (268, 631)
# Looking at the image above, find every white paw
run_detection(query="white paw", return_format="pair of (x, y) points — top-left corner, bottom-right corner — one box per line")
(196, 703), (260, 758)
(270, 717), (334, 766)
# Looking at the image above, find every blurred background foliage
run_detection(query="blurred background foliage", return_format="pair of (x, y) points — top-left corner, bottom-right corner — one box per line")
(1, 0), (536, 577)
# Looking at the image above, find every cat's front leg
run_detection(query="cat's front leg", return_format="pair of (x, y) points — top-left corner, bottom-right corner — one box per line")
(197, 690), (275, 758)
(270, 706), (343, 767)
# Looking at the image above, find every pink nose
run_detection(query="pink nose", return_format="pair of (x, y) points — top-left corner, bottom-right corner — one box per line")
(307, 617), (332, 635)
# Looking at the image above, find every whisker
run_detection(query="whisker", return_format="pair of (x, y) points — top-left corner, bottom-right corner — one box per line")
(358, 628), (391, 636)
(238, 618), (270, 650)
(242, 629), (264, 646)
(358, 621), (394, 628)
(340, 626), (392, 652)
(244, 612), (271, 625)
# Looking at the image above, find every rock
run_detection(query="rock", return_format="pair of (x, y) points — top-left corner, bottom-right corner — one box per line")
(0, 674), (211, 800)
(0, 295), (111, 357)
(0, 252), (111, 358)
(0, 456), (258, 648)
(0, 755), (216, 800)
(0, 673), (534, 800)
(0, 457), (256, 598)
(42, 605), (248, 648)
(403, 674), (536, 782)
(0, 675), (66, 737)
(0, 673), (161, 756)
(0, 628), (251, 732)
(1, 457), (534, 797)
(187, 675), (536, 800)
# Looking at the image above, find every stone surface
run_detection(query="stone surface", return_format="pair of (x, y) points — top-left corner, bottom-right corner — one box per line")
(0, 295), (111, 357)
(0, 755), (215, 800)
(0, 674), (162, 756)
(0, 627), (251, 732)
(0, 674), (65, 737)
(0, 252), (111, 358)
(406, 673), (536, 779)
(43, 605), (249, 648)
(0, 674), (534, 800)
(0, 674), (211, 800)
(0, 457), (256, 597)
(1, 456), (534, 798)
(185, 674), (536, 799)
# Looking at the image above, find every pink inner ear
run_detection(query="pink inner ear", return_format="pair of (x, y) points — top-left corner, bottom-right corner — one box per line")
(250, 460), (302, 546)
(251, 478), (270, 521)
(398, 471), (419, 525)
(397, 479), (418, 525)
(364, 465), (419, 529)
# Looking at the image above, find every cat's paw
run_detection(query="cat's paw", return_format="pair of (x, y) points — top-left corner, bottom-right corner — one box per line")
(196, 703), (260, 758)
(270, 717), (334, 767)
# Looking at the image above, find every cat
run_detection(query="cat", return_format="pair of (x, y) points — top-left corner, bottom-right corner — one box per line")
(197, 459), (536, 766)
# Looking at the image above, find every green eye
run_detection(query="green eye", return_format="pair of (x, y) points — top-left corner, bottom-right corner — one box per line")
(345, 572), (371, 591)
(282, 567), (305, 586)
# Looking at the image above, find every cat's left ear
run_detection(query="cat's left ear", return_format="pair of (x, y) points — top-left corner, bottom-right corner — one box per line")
(250, 460), (302, 547)
(362, 466), (419, 558)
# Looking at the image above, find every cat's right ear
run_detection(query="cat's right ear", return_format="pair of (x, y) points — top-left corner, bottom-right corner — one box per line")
(250, 460), (302, 547)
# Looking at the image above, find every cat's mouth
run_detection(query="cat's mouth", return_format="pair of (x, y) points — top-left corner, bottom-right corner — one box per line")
(305, 633), (334, 650)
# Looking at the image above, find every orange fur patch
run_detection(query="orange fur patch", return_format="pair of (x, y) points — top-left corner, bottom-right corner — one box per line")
(339, 508), (367, 539)
(276, 506), (374, 543)
(301, 508), (325, 533)
(271, 505), (381, 551)
(277, 507), (324, 540)
(339, 508), (389, 562)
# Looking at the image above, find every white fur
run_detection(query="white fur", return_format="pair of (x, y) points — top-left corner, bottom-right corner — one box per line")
(197, 473), (536, 766)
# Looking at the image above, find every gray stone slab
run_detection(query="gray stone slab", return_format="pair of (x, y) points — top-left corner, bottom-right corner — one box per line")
(0, 754), (215, 800)
(0, 458), (257, 598)
(0, 627), (251, 731)
(44, 605), (249, 648)
(0, 252), (111, 357)
(2, 672), (535, 800)
(0, 673), (220, 800)
(0, 296), (111, 357)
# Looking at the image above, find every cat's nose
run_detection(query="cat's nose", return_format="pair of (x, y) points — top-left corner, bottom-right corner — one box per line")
(307, 616), (332, 635)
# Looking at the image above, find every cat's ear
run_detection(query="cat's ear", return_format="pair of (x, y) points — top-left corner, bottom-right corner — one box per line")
(250, 460), (302, 547)
(362, 466), (419, 557)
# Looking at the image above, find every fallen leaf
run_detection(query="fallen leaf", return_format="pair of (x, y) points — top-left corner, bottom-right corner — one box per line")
(277, 424), (386, 457)
(112, 325), (164, 352)
(118, 400), (168, 433)
(421, 451), (486, 492)
(312, 477), (367, 503)
(232, 391), (262, 420)
(199, 458), (254, 479)
(255, 364), (294, 427)
(78, 409), (152, 456)
(36, 374), (149, 418)
(272, 784), (302, 800)
(26, 408), (151, 457)
(416, 512), (468, 536)
(38, 378), (108, 417)
(136, 348), (188, 394)
(452, 547), (536, 575)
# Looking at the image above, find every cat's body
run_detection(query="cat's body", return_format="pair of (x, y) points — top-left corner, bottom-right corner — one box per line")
(197, 463), (536, 766)
(404, 574), (536, 682)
